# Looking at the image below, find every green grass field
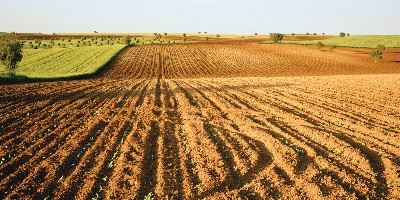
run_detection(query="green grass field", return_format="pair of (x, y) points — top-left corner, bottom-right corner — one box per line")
(284, 35), (400, 48)
(0, 45), (125, 78)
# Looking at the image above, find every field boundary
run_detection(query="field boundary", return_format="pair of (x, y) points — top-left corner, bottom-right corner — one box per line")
(261, 41), (400, 49)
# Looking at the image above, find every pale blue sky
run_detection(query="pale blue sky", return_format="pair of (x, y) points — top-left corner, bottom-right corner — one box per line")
(1, 0), (399, 35)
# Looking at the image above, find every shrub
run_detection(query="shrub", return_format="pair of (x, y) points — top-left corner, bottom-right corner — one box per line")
(216, 34), (221, 38)
(370, 49), (383, 61)
(322, 33), (326, 36)
(306, 33), (310, 35)
(270, 33), (285, 43)
(254, 33), (258, 36)
(339, 32), (346, 37)
(291, 33), (295, 36)
(316, 41), (325, 49)
(347, 33), (350, 36)
(376, 44), (386, 51)
(33, 46), (38, 49)
(313, 33), (317, 35)
(328, 44), (337, 52)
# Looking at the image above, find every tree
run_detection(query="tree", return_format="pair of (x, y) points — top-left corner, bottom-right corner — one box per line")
(254, 33), (258, 36)
(306, 33), (310, 35)
(164, 32), (167, 36)
(322, 33), (326, 36)
(313, 33), (317, 35)
(347, 33), (350, 36)
(339, 32), (346, 37)
(183, 33), (187, 37)
(291, 33), (295, 36)
(216, 34), (221, 38)
(0, 33), (24, 76)
(270, 33), (285, 43)
(123, 36), (131, 45)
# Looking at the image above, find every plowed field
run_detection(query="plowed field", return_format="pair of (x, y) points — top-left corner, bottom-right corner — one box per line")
(1, 41), (399, 199)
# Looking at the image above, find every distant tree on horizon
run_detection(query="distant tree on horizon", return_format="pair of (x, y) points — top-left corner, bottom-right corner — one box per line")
(270, 33), (285, 43)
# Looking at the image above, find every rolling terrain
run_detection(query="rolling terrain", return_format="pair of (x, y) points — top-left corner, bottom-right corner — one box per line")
(0, 40), (399, 199)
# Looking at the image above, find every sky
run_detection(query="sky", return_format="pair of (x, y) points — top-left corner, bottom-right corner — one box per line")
(0, 0), (399, 35)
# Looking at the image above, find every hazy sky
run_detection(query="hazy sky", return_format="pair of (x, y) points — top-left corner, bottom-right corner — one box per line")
(1, 0), (399, 35)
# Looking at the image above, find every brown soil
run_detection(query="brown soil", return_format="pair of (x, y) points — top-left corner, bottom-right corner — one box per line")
(0, 40), (399, 199)
(105, 41), (400, 79)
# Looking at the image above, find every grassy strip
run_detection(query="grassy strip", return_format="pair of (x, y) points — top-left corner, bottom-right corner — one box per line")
(278, 35), (400, 48)
(0, 45), (129, 84)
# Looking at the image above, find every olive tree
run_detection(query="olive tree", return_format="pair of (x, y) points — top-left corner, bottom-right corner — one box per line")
(0, 33), (23, 76)
(123, 36), (131, 45)
(270, 33), (284, 43)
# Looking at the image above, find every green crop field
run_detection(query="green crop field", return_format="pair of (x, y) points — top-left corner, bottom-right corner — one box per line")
(0, 44), (125, 78)
(284, 35), (400, 48)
